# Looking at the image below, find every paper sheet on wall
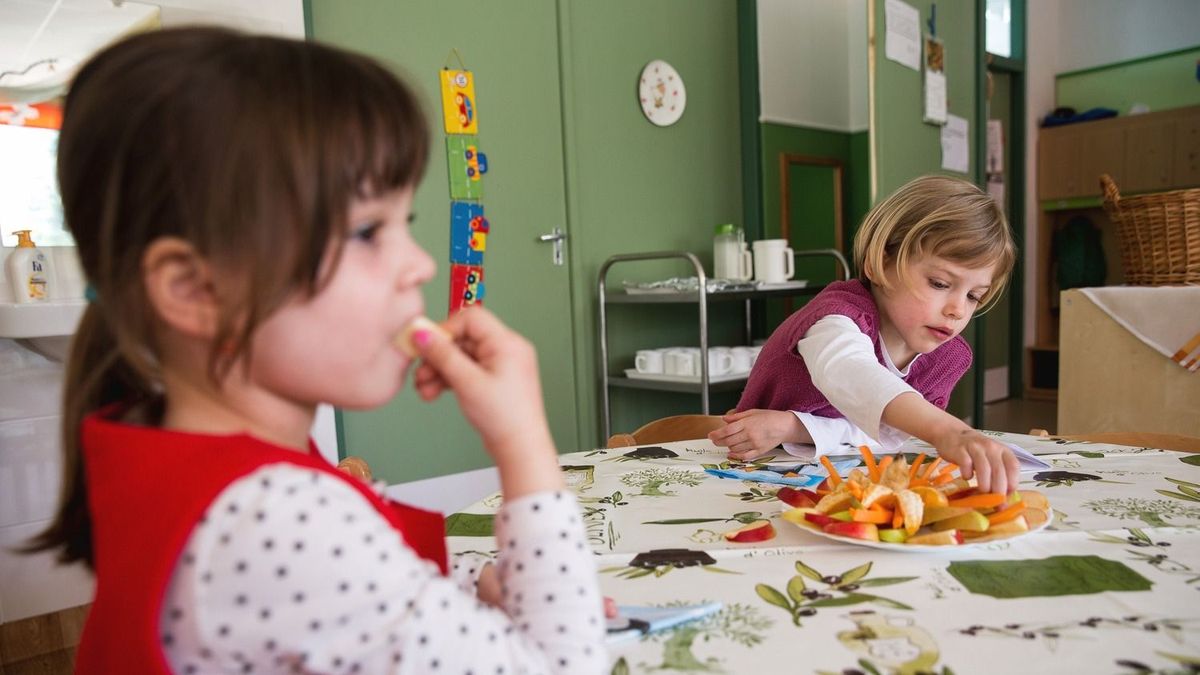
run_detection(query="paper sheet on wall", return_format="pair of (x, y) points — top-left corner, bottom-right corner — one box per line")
(924, 70), (947, 124)
(940, 114), (969, 173)
(987, 175), (1005, 211)
(884, 0), (921, 70)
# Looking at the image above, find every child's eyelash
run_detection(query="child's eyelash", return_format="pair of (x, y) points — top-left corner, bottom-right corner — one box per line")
(350, 220), (383, 241)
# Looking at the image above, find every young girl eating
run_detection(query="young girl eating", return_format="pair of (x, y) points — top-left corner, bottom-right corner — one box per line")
(709, 175), (1021, 494)
(29, 27), (604, 674)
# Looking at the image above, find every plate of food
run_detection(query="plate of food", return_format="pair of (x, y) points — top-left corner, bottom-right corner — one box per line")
(776, 448), (1051, 551)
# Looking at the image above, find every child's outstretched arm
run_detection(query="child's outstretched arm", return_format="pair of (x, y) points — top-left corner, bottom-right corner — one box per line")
(882, 392), (1020, 494)
(708, 409), (813, 461)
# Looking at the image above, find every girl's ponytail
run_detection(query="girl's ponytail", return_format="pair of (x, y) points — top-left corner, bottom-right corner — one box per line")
(25, 304), (158, 568)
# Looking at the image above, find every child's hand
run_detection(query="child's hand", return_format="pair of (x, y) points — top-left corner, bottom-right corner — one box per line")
(411, 307), (553, 463)
(931, 428), (1020, 494)
(708, 409), (804, 461)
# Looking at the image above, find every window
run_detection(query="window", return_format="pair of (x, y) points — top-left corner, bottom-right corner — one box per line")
(985, 0), (1012, 58)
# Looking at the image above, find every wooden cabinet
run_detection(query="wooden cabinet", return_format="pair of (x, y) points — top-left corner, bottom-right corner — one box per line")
(1031, 106), (1200, 398)
(1038, 106), (1200, 201)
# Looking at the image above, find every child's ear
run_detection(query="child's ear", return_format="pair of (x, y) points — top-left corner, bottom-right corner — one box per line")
(142, 237), (220, 338)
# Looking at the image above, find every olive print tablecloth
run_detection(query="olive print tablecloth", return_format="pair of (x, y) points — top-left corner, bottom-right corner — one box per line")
(446, 432), (1200, 674)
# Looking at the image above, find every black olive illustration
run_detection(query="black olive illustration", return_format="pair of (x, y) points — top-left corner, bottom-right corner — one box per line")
(622, 446), (679, 460)
(628, 548), (716, 569)
(1033, 471), (1102, 484)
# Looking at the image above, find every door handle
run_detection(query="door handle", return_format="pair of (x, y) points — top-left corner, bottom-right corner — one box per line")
(536, 227), (566, 266)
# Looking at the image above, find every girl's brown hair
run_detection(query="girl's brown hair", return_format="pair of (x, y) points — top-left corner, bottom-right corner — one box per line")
(853, 174), (1016, 312)
(27, 27), (429, 568)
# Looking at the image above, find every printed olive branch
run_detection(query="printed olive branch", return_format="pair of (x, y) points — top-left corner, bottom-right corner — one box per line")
(1157, 477), (1200, 503)
(755, 560), (916, 627)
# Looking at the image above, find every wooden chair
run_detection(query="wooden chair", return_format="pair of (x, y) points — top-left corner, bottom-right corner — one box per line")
(606, 414), (726, 448)
(1029, 429), (1200, 454)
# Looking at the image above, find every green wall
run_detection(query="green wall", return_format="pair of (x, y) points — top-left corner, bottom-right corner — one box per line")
(871, 0), (981, 418)
(983, 71), (1012, 373)
(559, 0), (745, 444)
(1056, 46), (1200, 113)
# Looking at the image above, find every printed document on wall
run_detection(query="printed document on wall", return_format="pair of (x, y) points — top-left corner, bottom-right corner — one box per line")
(885, 0), (921, 70)
(941, 114), (969, 174)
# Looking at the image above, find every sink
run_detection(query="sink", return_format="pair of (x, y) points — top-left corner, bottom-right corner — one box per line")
(0, 300), (87, 339)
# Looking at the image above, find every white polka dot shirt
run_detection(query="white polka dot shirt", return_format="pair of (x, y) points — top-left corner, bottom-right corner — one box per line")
(159, 465), (605, 674)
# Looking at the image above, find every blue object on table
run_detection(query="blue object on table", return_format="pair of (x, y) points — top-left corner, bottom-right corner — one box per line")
(606, 602), (723, 644)
(704, 458), (860, 487)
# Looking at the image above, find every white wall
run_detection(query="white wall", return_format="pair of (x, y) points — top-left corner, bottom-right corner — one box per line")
(757, 0), (868, 133)
(0, 0), (305, 626)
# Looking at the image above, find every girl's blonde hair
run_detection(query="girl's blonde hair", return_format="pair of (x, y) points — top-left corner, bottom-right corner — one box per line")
(28, 27), (429, 568)
(853, 174), (1015, 311)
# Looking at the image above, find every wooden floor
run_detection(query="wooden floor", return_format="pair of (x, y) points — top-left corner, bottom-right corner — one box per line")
(982, 396), (1058, 435)
(0, 605), (87, 675)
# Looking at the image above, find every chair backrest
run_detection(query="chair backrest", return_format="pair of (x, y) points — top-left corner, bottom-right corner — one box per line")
(606, 414), (726, 448)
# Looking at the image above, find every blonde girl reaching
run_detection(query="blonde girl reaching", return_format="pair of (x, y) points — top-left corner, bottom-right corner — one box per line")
(29, 27), (604, 674)
(709, 175), (1021, 494)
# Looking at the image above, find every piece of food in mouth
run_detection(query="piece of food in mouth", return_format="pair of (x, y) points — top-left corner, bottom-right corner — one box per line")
(395, 315), (451, 357)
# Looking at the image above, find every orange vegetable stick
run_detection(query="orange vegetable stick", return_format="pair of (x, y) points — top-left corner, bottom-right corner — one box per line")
(936, 462), (958, 477)
(908, 453), (927, 481)
(860, 445), (879, 482)
(846, 481), (864, 501)
(948, 493), (1007, 509)
(877, 455), (894, 477)
(921, 458), (943, 479)
(851, 508), (894, 524)
(891, 509), (904, 529)
(987, 502), (1028, 525)
(931, 472), (956, 486)
(820, 455), (842, 487)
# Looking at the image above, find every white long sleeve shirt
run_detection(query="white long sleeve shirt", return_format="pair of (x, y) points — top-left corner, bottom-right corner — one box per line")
(159, 465), (605, 674)
(781, 314), (918, 458)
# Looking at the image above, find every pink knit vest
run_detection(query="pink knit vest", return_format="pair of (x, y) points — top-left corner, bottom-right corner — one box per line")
(737, 279), (972, 417)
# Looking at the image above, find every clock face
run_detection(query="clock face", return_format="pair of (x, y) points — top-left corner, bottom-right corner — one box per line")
(638, 60), (686, 127)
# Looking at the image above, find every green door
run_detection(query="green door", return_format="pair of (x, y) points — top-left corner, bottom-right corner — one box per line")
(309, 0), (579, 482)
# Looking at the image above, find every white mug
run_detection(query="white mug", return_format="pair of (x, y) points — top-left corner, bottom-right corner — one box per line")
(634, 349), (666, 374)
(679, 347), (734, 376)
(752, 239), (795, 284)
(730, 346), (756, 374)
(664, 349), (698, 376)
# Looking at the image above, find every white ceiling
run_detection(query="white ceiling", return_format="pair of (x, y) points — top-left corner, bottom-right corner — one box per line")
(0, 1), (160, 80)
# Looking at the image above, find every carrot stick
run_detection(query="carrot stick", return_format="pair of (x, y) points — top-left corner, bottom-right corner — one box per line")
(891, 509), (904, 529)
(931, 472), (956, 486)
(820, 455), (842, 487)
(987, 502), (1028, 525)
(877, 455), (894, 477)
(921, 458), (943, 480)
(936, 462), (958, 478)
(908, 453), (927, 482)
(851, 508), (894, 524)
(860, 445), (879, 482)
(948, 493), (1007, 509)
(846, 480), (864, 501)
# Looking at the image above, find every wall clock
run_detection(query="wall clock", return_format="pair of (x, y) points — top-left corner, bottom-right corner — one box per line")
(638, 59), (686, 127)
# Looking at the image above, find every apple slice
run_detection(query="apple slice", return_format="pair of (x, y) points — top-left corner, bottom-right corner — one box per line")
(907, 529), (963, 545)
(802, 510), (840, 528)
(723, 520), (776, 543)
(776, 487), (818, 508)
(922, 506), (973, 523)
(822, 521), (880, 542)
(1023, 508), (1049, 529)
(878, 528), (909, 543)
(1017, 490), (1049, 510)
(932, 510), (990, 532)
(987, 515), (1029, 536)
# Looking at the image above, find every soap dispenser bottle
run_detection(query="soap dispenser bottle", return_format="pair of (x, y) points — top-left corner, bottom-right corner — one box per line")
(6, 230), (52, 303)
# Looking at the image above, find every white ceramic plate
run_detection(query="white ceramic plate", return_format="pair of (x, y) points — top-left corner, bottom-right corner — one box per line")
(638, 60), (686, 126)
(754, 280), (809, 290)
(780, 503), (1052, 552)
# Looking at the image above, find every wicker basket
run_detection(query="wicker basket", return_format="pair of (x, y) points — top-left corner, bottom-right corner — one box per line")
(1100, 174), (1200, 285)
